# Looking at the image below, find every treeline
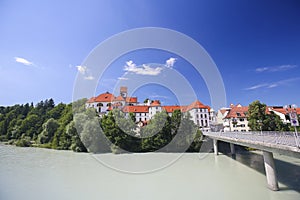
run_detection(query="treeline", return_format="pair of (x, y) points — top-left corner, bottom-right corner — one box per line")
(78, 108), (202, 153)
(0, 99), (87, 152)
(0, 99), (203, 153)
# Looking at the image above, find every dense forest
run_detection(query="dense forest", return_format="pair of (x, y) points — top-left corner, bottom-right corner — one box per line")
(0, 99), (87, 152)
(0, 99), (203, 153)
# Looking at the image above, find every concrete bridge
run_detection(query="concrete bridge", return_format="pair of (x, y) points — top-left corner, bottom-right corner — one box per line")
(203, 131), (300, 191)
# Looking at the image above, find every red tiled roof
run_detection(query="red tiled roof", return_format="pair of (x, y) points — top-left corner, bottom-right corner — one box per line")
(225, 104), (248, 118)
(162, 106), (182, 113)
(122, 106), (149, 113)
(114, 95), (125, 101)
(87, 92), (138, 103)
(150, 100), (161, 106)
(86, 97), (96, 103)
(186, 100), (210, 111)
(125, 97), (137, 103)
(269, 107), (300, 115)
(93, 92), (115, 102)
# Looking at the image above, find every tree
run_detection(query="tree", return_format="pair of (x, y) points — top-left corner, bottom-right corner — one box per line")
(171, 109), (182, 135)
(248, 100), (267, 131)
(171, 112), (197, 152)
(248, 100), (286, 131)
(47, 103), (66, 119)
(141, 111), (172, 152)
(38, 118), (59, 144)
(19, 114), (41, 138)
(264, 111), (286, 131)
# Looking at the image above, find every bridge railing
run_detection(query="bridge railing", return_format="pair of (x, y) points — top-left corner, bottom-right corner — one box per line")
(205, 131), (300, 148)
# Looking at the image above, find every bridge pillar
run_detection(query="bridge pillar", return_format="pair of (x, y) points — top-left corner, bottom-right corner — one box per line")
(263, 151), (279, 191)
(213, 139), (218, 155)
(230, 143), (235, 155)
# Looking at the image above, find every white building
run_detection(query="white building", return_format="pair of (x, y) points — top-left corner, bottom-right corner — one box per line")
(86, 87), (212, 130)
(220, 104), (250, 132)
(86, 87), (138, 117)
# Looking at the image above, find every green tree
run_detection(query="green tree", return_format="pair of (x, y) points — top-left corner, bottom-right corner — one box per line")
(264, 111), (286, 131)
(38, 118), (59, 144)
(141, 111), (172, 152)
(248, 100), (286, 131)
(248, 100), (267, 131)
(19, 114), (41, 138)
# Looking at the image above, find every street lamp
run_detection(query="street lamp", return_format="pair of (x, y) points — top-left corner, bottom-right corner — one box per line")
(284, 104), (299, 148)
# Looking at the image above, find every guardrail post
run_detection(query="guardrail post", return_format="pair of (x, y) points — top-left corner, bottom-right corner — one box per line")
(263, 151), (279, 191)
(213, 139), (218, 155)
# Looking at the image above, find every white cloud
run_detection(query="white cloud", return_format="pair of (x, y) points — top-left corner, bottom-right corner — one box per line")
(124, 60), (162, 76)
(165, 57), (177, 68)
(255, 65), (297, 72)
(118, 77), (129, 80)
(255, 67), (268, 72)
(245, 77), (300, 90)
(245, 83), (268, 90)
(84, 76), (95, 80)
(76, 65), (87, 74)
(14, 57), (33, 66)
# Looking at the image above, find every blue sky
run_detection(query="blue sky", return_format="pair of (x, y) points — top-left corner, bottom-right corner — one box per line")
(1, 0), (300, 108)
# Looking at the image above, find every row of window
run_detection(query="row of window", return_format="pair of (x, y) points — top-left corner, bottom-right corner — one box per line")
(137, 117), (148, 122)
(233, 124), (246, 127)
(196, 114), (208, 119)
(136, 113), (148, 116)
(196, 109), (208, 112)
(196, 119), (208, 127)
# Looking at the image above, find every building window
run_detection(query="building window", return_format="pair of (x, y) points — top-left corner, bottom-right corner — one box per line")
(196, 114), (199, 118)
(241, 124), (245, 127)
(240, 118), (244, 122)
(201, 114), (203, 118)
(236, 112), (241, 117)
(204, 114), (207, 118)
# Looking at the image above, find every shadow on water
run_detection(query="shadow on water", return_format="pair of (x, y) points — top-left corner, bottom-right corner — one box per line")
(217, 141), (300, 193)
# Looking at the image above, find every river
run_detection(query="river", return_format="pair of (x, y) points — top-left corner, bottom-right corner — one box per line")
(0, 143), (299, 200)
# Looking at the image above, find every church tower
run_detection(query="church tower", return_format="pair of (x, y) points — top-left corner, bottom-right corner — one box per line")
(120, 86), (128, 98)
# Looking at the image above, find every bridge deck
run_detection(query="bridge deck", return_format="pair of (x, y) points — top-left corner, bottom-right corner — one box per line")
(204, 131), (300, 158)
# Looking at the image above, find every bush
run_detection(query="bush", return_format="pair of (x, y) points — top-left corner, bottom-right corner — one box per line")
(15, 137), (31, 147)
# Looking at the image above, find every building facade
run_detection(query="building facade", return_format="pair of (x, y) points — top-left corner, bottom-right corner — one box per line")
(86, 87), (212, 131)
